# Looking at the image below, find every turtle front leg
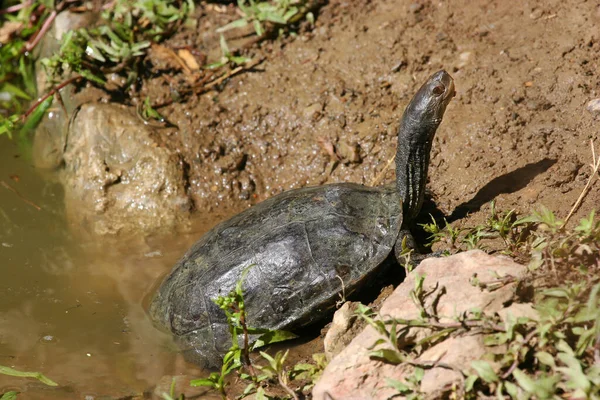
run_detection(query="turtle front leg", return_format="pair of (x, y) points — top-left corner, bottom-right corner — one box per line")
(393, 229), (440, 268)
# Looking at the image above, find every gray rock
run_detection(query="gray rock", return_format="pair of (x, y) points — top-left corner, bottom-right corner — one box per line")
(61, 103), (190, 235)
(312, 250), (529, 400)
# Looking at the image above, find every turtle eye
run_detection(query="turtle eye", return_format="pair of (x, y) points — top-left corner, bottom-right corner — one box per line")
(432, 84), (445, 96)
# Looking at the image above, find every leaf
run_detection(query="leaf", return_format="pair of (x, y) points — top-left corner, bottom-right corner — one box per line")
(535, 351), (556, 368)
(511, 369), (560, 398)
(217, 18), (249, 33)
(79, 69), (107, 85)
(413, 367), (424, 383)
(20, 95), (53, 135)
(369, 349), (404, 364)
(219, 34), (231, 57)
(0, 365), (57, 386)
(255, 386), (268, 400)
(229, 56), (252, 65)
(251, 328), (297, 349)
(556, 352), (590, 392)
(574, 210), (595, 235)
(464, 375), (478, 392)
(190, 377), (217, 388)
(205, 61), (226, 70)
(512, 369), (537, 393)
(0, 392), (18, 400)
(470, 360), (499, 383)
(484, 332), (509, 346)
(252, 20), (263, 36)
(504, 381), (519, 398)
(241, 382), (256, 397)
(542, 288), (569, 298)
(1, 83), (31, 100)
(385, 377), (412, 394)
(366, 338), (387, 350)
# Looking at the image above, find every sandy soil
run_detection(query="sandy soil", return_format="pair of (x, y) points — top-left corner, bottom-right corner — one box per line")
(145, 0), (600, 232)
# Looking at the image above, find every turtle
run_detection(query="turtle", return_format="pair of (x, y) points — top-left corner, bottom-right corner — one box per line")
(150, 70), (455, 367)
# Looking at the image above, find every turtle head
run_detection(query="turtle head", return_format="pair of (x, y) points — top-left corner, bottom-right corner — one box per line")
(395, 70), (455, 224)
(403, 70), (455, 135)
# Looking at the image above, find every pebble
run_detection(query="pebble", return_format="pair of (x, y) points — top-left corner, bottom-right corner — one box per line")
(586, 98), (600, 114)
(457, 51), (472, 68)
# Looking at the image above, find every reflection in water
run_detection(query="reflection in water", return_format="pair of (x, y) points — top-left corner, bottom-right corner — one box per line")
(0, 136), (209, 398)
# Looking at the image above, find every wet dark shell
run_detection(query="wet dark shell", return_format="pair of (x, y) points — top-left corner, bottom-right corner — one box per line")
(150, 183), (402, 365)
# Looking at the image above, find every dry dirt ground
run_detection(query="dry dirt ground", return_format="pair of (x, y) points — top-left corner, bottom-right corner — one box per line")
(148, 0), (600, 233)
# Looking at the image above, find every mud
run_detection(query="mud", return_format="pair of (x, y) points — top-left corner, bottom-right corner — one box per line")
(139, 0), (600, 231)
(14, 0), (600, 397)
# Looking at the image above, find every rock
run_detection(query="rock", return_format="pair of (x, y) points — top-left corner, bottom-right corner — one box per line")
(336, 141), (362, 164)
(457, 51), (472, 69)
(586, 98), (600, 115)
(33, 9), (101, 170)
(61, 103), (191, 235)
(323, 301), (364, 360)
(312, 250), (528, 400)
(32, 108), (69, 170)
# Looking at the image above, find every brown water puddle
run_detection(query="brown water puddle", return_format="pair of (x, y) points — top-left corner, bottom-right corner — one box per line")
(0, 136), (216, 398)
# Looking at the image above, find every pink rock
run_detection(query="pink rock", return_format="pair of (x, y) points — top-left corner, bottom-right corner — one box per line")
(312, 250), (528, 399)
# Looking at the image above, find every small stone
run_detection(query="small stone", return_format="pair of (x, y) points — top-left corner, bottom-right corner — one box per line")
(304, 103), (323, 120)
(529, 8), (543, 20)
(323, 302), (363, 360)
(391, 60), (406, 72)
(457, 51), (472, 68)
(144, 250), (162, 258)
(409, 3), (424, 13)
(336, 141), (362, 164)
(586, 98), (600, 114)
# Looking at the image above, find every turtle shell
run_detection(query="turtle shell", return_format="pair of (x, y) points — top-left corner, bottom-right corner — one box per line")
(150, 182), (402, 366)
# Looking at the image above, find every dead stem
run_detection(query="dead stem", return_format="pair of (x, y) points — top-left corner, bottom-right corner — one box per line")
(371, 154), (396, 186)
(1, 181), (41, 211)
(562, 139), (600, 228)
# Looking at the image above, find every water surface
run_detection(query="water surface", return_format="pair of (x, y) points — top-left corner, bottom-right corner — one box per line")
(0, 135), (211, 398)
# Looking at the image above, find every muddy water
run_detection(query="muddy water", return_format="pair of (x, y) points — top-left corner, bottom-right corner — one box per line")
(0, 136), (213, 398)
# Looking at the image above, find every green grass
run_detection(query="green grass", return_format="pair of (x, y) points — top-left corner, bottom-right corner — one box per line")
(0, 0), (193, 137)
(0, 0), (320, 139)
(217, 0), (315, 37)
(0, 365), (58, 399)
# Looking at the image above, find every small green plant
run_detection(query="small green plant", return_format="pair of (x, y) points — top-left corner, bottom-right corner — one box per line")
(0, 0), (194, 137)
(205, 35), (252, 70)
(217, 0), (313, 37)
(160, 377), (183, 400)
(385, 368), (424, 400)
(190, 267), (297, 399)
(289, 353), (327, 392)
(255, 350), (298, 399)
(41, 0), (194, 85)
(0, 0), (51, 136)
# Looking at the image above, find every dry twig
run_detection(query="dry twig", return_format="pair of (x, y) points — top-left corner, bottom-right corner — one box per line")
(562, 139), (600, 228)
